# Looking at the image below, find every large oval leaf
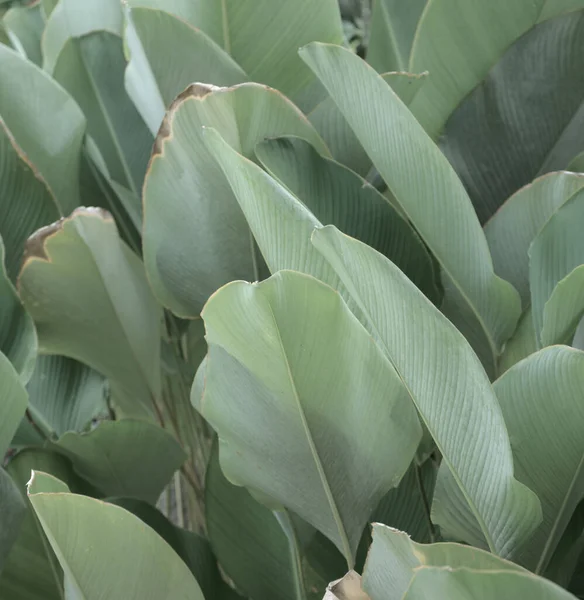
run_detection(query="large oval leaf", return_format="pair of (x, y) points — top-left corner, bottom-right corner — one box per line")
(196, 270), (421, 565)
(495, 346), (584, 572)
(311, 225), (541, 558)
(18, 208), (162, 417)
(28, 474), (205, 600)
(300, 43), (520, 371)
(143, 82), (328, 316)
(441, 11), (584, 222)
(0, 43), (85, 214)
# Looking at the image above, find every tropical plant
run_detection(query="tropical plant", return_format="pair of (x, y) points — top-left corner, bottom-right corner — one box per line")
(1, 0), (584, 598)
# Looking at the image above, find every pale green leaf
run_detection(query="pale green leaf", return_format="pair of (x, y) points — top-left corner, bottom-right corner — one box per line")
(441, 12), (584, 222)
(18, 208), (162, 418)
(498, 306), (538, 375)
(255, 136), (440, 304)
(52, 32), (153, 199)
(0, 235), (36, 383)
(0, 467), (26, 573)
(143, 82), (328, 316)
(197, 270), (421, 565)
(51, 420), (185, 503)
(124, 6), (247, 135)
(0, 351), (27, 456)
(403, 567), (577, 600)
(495, 347), (584, 573)
(2, 2), (44, 65)
(311, 225), (541, 558)
(307, 71), (427, 176)
(542, 266), (584, 346)
(28, 479), (205, 600)
(301, 43), (520, 367)
(362, 524), (523, 600)
(485, 172), (584, 308)
(0, 43), (85, 214)
(530, 190), (584, 344)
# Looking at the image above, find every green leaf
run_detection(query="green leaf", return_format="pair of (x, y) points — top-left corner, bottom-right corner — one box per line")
(362, 524), (523, 600)
(498, 307), (538, 375)
(0, 448), (91, 600)
(366, 0), (428, 73)
(484, 172), (584, 309)
(26, 355), (107, 438)
(52, 32), (153, 199)
(206, 444), (306, 600)
(143, 82), (328, 317)
(541, 266), (584, 346)
(494, 346), (584, 573)
(129, 0), (343, 109)
(0, 351), (27, 456)
(124, 6), (247, 135)
(28, 476), (205, 600)
(51, 420), (185, 503)
(307, 71), (427, 177)
(405, 0), (584, 139)
(0, 122), (60, 281)
(18, 208), (163, 418)
(441, 11), (584, 222)
(0, 467), (26, 573)
(530, 190), (584, 345)
(0, 44), (85, 214)
(402, 568), (578, 600)
(300, 43), (520, 371)
(197, 270), (421, 565)
(2, 1), (44, 65)
(109, 497), (236, 599)
(311, 225), (541, 558)
(255, 136), (440, 304)
(0, 236), (36, 383)
(42, 0), (123, 73)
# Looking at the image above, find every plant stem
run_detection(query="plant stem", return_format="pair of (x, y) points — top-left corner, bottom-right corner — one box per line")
(274, 510), (308, 600)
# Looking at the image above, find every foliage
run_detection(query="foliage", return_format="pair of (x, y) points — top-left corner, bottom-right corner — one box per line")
(1, 0), (584, 598)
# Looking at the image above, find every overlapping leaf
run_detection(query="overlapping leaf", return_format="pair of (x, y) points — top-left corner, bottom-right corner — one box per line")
(310, 225), (541, 558)
(441, 11), (584, 222)
(18, 208), (162, 417)
(300, 43), (520, 369)
(196, 271), (421, 564)
(143, 82), (328, 316)
(28, 473), (205, 600)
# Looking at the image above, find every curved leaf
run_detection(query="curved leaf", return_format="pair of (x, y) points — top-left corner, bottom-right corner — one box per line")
(498, 307), (537, 374)
(2, 1), (44, 66)
(307, 71), (427, 176)
(52, 31), (153, 199)
(0, 236), (36, 383)
(530, 190), (584, 344)
(51, 420), (185, 503)
(130, 0), (343, 109)
(124, 6), (247, 135)
(0, 123), (59, 282)
(18, 208), (162, 417)
(484, 172), (584, 308)
(311, 225), (541, 558)
(300, 43), (520, 367)
(441, 11), (584, 222)
(362, 524), (523, 600)
(0, 351), (28, 456)
(255, 136), (440, 304)
(495, 346), (584, 573)
(542, 266), (584, 346)
(0, 467), (26, 573)
(402, 567), (576, 600)
(196, 271), (421, 565)
(26, 355), (107, 438)
(0, 43), (85, 214)
(406, 0), (584, 139)
(143, 82), (328, 316)
(206, 444), (305, 600)
(28, 477), (205, 600)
